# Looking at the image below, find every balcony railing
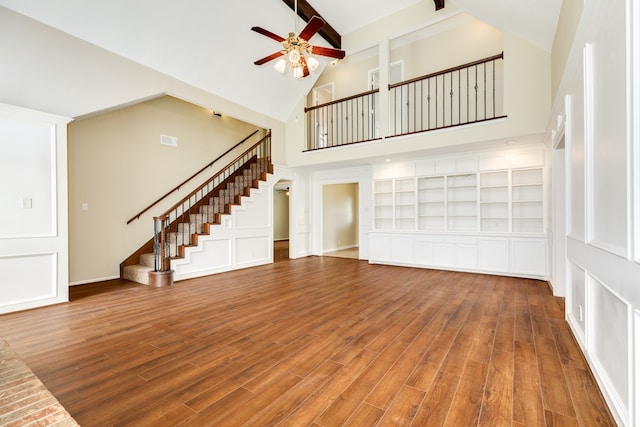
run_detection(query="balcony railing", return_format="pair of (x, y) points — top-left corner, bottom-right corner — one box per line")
(305, 53), (505, 150)
(389, 53), (504, 137)
(305, 89), (381, 150)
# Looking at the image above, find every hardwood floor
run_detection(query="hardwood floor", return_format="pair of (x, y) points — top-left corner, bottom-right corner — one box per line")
(323, 247), (359, 260)
(0, 257), (614, 426)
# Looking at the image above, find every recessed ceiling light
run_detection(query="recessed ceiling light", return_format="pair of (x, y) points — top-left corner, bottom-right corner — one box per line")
(385, 157), (392, 162)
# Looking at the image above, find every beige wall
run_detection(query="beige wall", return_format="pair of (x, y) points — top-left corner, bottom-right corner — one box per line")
(273, 188), (289, 241)
(322, 183), (359, 252)
(390, 16), (503, 82)
(311, 46), (379, 103)
(68, 95), (262, 283)
(311, 15), (502, 105)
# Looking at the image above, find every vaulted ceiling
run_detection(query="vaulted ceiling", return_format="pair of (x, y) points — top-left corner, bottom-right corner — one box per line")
(0, 0), (562, 122)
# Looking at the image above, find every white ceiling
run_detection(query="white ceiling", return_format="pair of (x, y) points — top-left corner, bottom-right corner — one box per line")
(0, 0), (562, 122)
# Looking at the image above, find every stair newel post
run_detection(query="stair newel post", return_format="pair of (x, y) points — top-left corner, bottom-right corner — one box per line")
(149, 216), (173, 287)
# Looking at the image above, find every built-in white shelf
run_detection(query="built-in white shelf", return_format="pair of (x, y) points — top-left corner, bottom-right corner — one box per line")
(511, 168), (543, 233)
(373, 167), (544, 234)
(417, 176), (445, 231)
(374, 180), (393, 230)
(394, 178), (416, 230)
(479, 170), (508, 232)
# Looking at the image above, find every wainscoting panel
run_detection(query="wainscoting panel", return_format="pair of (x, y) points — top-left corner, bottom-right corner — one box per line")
(236, 235), (270, 264)
(0, 253), (56, 307)
(0, 103), (70, 314)
(478, 238), (509, 272)
(589, 275), (629, 420)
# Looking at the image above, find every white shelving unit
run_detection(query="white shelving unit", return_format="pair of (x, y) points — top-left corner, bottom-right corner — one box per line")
(447, 174), (477, 231)
(373, 168), (544, 234)
(511, 168), (544, 233)
(369, 150), (547, 280)
(394, 178), (416, 230)
(374, 180), (393, 230)
(417, 176), (445, 230)
(479, 171), (509, 232)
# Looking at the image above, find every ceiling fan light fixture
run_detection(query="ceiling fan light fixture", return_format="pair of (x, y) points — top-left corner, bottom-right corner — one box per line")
(288, 49), (301, 64)
(251, 1), (345, 79)
(274, 58), (287, 73)
(306, 56), (319, 71)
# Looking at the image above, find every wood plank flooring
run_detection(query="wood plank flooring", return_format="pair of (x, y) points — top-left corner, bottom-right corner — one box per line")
(0, 256), (615, 426)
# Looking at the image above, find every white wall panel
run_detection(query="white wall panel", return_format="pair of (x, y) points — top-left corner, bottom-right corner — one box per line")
(455, 157), (477, 173)
(568, 53), (586, 241)
(414, 242), (433, 266)
(588, 0), (628, 255)
(235, 191), (270, 229)
(175, 239), (231, 275)
(509, 150), (545, 168)
(478, 153), (508, 171)
(392, 162), (415, 178)
(0, 253), (56, 305)
(568, 262), (586, 339)
(479, 239), (509, 272)
(435, 158), (456, 175)
(369, 234), (392, 262)
(511, 238), (547, 276)
(433, 244), (455, 268)
(635, 309), (640, 425)
(415, 159), (436, 176)
(454, 245), (477, 269)
(590, 276), (629, 418)
(236, 236), (270, 264)
(0, 103), (70, 314)
(390, 235), (414, 263)
(0, 118), (55, 238)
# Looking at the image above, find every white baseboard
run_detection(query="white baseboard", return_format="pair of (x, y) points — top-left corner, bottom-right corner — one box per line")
(69, 275), (119, 286)
(323, 244), (358, 253)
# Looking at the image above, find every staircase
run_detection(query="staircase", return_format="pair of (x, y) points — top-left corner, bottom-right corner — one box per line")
(121, 134), (272, 285)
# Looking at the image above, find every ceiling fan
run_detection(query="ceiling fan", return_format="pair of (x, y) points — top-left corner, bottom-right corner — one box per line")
(251, 1), (345, 78)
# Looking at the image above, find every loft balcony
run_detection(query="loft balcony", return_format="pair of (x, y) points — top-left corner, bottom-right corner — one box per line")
(305, 53), (505, 151)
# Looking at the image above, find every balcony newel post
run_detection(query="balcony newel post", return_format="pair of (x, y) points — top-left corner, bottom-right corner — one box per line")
(149, 215), (174, 287)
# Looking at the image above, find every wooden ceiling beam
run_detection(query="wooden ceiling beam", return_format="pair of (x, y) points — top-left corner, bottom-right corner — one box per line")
(281, 0), (342, 49)
(434, 0), (445, 11)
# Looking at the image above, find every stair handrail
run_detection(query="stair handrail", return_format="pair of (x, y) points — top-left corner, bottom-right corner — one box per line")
(157, 131), (271, 220)
(151, 132), (271, 273)
(126, 129), (260, 224)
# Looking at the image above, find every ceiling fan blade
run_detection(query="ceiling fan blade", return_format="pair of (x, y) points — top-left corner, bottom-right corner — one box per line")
(251, 26), (285, 43)
(298, 16), (325, 41)
(254, 51), (285, 66)
(309, 45), (346, 59)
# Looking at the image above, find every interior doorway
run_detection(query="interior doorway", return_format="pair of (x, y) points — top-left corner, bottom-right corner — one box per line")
(322, 183), (359, 259)
(273, 179), (291, 261)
